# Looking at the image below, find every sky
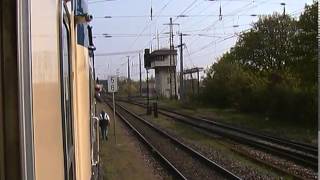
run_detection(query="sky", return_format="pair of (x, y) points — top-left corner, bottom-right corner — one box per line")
(88, 0), (313, 80)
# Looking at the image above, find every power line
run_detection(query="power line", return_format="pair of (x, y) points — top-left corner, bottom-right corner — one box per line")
(93, 0), (303, 80)
(175, 0), (200, 19)
(96, 50), (142, 56)
(127, 0), (175, 50)
(158, 0), (199, 34)
(184, 45), (196, 68)
(182, 0), (268, 55)
(88, 0), (116, 4)
(188, 34), (237, 56)
(182, 1), (222, 30)
(95, 14), (264, 19)
(142, 0), (202, 57)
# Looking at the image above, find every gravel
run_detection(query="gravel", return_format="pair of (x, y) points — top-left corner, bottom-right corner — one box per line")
(118, 107), (228, 180)
(119, 101), (318, 180)
(233, 144), (318, 180)
(118, 113), (172, 180)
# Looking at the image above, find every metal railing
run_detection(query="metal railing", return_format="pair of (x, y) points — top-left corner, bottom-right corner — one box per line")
(91, 117), (100, 179)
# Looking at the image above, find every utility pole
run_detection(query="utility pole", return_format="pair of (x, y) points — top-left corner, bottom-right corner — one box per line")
(127, 56), (131, 98)
(177, 33), (189, 101)
(157, 30), (160, 50)
(146, 69), (151, 115)
(179, 33), (184, 101)
(164, 18), (179, 99)
(169, 18), (173, 99)
(191, 73), (194, 96)
(139, 53), (142, 96)
(197, 69), (200, 95)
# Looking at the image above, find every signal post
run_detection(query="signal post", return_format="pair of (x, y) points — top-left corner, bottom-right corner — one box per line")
(108, 76), (118, 143)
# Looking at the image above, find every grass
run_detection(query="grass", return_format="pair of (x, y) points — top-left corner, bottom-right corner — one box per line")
(143, 109), (287, 178)
(121, 102), (293, 179)
(96, 103), (161, 180)
(157, 99), (317, 144)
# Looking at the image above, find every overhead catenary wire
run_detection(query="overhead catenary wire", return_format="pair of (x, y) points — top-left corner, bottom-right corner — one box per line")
(95, 14), (266, 19)
(181, 0), (268, 58)
(184, 44), (196, 68)
(188, 33), (238, 56)
(91, 0), (302, 80)
(127, 0), (175, 51)
(181, 1), (229, 30)
(159, 0), (199, 34)
(88, 0), (116, 4)
(137, 0), (261, 56)
(144, 0), (202, 51)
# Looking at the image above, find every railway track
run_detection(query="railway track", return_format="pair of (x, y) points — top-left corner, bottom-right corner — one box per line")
(115, 97), (318, 170)
(105, 100), (242, 180)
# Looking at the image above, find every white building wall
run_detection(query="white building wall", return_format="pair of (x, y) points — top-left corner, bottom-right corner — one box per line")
(151, 55), (177, 68)
(150, 52), (179, 98)
(155, 67), (178, 98)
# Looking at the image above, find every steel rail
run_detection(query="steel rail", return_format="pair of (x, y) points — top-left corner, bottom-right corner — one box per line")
(124, 97), (317, 150)
(115, 98), (318, 169)
(129, 97), (317, 153)
(105, 102), (187, 180)
(105, 100), (242, 180)
(159, 106), (317, 155)
(157, 109), (318, 169)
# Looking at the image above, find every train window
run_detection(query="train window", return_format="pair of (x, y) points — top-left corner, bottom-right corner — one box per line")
(61, 4), (75, 180)
(62, 20), (73, 151)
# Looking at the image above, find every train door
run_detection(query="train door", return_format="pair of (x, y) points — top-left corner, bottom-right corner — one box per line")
(60, 2), (76, 180)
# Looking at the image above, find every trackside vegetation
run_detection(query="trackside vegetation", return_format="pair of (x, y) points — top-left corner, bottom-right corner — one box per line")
(199, 2), (318, 125)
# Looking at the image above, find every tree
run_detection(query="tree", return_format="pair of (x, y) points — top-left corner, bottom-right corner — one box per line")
(233, 13), (297, 73)
(200, 1), (318, 123)
(289, 1), (318, 86)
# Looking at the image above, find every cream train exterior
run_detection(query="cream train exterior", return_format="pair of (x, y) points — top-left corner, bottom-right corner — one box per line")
(0, 0), (99, 180)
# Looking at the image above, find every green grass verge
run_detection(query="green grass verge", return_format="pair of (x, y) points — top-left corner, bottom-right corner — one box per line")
(156, 99), (317, 144)
(121, 102), (294, 179)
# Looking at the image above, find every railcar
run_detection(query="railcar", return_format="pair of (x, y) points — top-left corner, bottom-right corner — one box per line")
(0, 0), (100, 179)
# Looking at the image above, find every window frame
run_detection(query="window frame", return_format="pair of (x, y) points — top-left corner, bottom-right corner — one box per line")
(59, 2), (75, 180)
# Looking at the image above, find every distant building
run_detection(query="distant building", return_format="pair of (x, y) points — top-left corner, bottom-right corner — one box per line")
(144, 48), (178, 98)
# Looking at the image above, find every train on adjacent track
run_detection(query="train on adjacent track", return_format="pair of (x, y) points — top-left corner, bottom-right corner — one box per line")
(0, 0), (100, 179)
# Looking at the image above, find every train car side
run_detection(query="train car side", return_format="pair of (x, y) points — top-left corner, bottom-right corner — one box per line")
(0, 0), (99, 179)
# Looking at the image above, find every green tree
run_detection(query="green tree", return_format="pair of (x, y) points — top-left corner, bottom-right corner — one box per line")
(289, 1), (318, 86)
(233, 13), (297, 73)
(200, 1), (318, 123)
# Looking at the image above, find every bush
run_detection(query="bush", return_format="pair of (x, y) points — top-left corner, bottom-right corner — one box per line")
(200, 63), (317, 125)
(198, 2), (318, 125)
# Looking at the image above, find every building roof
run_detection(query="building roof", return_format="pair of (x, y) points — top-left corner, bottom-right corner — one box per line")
(183, 67), (204, 74)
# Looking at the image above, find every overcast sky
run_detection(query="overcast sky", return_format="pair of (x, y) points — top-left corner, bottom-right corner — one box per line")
(88, 0), (313, 80)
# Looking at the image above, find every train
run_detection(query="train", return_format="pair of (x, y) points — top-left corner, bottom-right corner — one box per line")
(0, 0), (100, 179)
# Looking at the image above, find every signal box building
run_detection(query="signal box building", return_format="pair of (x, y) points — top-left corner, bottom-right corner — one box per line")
(144, 48), (178, 98)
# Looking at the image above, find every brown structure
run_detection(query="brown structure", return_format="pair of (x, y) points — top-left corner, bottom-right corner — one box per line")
(183, 67), (204, 96)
